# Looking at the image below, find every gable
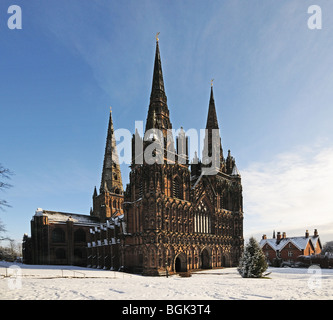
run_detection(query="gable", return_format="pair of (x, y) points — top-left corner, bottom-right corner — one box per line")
(260, 240), (276, 252)
(191, 175), (216, 207)
(310, 236), (322, 250)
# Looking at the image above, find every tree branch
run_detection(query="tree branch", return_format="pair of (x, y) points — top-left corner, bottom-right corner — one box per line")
(0, 164), (13, 210)
(0, 165), (13, 179)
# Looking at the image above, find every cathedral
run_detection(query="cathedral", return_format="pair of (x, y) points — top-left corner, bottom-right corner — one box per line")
(23, 37), (244, 276)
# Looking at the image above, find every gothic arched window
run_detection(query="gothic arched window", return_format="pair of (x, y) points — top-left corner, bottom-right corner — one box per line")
(172, 178), (183, 200)
(194, 200), (211, 234)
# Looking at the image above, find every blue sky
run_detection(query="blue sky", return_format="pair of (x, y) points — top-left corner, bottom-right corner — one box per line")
(1, 0), (333, 244)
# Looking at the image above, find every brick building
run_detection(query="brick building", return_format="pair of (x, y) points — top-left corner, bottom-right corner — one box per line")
(259, 229), (322, 265)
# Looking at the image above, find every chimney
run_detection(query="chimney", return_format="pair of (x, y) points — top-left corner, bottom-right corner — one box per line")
(262, 234), (267, 240)
(277, 232), (281, 241)
(314, 229), (318, 237)
(282, 232), (286, 239)
(305, 230), (309, 238)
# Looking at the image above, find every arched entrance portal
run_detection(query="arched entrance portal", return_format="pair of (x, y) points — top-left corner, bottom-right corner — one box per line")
(174, 253), (187, 273)
(222, 254), (231, 267)
(201, 248), (211, 269)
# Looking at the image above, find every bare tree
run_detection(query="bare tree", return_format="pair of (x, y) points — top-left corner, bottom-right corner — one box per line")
(0, 164), (13, 242)
(322, 241), (333, 255)
(0, 219), (11, 241)
(0, 163), (13, 210)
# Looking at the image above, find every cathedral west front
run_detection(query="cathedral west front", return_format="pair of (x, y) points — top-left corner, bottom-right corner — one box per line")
(23, 36), (244, 276)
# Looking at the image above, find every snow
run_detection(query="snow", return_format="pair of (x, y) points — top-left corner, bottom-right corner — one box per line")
(260, 236), (319, 251)
(231, 164), (241, 176)
(1, 262), (332, 300)
(290, 237), (310, 250)
(34, 210), (99, 225)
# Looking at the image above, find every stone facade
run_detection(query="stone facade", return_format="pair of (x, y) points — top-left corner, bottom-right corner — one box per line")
(24, 209), (99, 266)
(86, 216), (125, 270)
(23, 39), (244, 275)
(123, 40), (243, 275)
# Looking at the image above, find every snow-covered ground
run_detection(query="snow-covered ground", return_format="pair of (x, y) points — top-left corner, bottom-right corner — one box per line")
(0, 261), (332, 300)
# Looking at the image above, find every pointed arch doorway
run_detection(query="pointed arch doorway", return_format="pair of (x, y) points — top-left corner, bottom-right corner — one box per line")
(174, 253), (187, 273)
(201, 247), (211, 269)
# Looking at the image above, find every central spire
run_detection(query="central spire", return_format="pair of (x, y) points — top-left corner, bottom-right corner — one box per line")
(206, 85), (219, 130)
(202, 85), (224, 170)
(145, 34), (172, 138)
(100, 109), (123, 195)
(150, 35), (166, 102)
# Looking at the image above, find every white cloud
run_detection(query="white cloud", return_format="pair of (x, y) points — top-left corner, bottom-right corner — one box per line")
(242, 145), (333, 243)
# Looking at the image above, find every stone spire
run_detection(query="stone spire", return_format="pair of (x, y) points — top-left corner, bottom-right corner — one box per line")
(100, 109), (123, 195)
(150, 39), (166, 103)
(206, 86), (219, 130)
(202, 84), (224, 170)
(145, 35), (172, 138)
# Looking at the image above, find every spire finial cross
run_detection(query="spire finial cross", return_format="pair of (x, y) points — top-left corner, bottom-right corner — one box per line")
(156, 32), (160, 42)
(211, 78), (214, 87)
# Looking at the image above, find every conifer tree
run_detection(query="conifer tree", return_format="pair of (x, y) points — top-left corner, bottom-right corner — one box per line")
(238, 236), (268, 278)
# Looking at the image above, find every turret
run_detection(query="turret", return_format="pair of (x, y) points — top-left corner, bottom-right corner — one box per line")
(176, 127), (189, 164)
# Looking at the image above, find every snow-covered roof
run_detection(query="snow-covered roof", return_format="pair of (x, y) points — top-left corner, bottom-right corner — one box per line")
(291, 237), (312, 251)
(35, 210), (99, 226)
(35, 208), (44, 216)
(310, 235), (321, 248)
(260, 236), (320, 251)
(260, 238), (288, 251)
(231, 164), (241, 176)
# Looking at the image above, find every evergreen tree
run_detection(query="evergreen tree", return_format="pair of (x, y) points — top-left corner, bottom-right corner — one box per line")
(238, 237), (268, 278)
